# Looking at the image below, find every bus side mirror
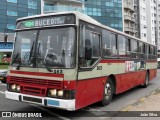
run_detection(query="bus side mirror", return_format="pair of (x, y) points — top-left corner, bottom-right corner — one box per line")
(4, 34), (8, 43)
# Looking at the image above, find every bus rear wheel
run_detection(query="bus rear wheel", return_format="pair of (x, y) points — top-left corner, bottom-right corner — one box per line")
(142, 72), (149, 88)
(102, 78), (114, 106)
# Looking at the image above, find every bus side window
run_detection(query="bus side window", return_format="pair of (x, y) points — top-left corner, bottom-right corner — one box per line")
(118, 35), (126, 58)
(131, 39), (138, 59)
(79, 25), (101, 68)
(102, 30), (117, 58)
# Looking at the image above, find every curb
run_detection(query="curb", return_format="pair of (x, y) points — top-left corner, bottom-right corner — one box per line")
(121, 89), (160, 111)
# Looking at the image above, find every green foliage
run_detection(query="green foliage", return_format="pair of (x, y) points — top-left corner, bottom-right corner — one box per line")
(0, 63), (9, 69)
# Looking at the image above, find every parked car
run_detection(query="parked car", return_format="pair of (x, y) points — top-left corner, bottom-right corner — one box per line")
(0, 70), (7, 83)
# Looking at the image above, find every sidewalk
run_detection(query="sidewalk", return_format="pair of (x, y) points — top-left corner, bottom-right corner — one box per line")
(121, 89), (160, 111)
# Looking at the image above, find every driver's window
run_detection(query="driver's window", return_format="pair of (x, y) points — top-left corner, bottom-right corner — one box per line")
(79, 25), (101, 68)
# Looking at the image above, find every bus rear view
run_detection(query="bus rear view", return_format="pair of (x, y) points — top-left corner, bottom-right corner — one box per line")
(5, 13), (77, 111)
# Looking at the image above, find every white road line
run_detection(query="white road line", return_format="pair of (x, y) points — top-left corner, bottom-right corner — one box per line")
(82, 107), (103, 112)
(0, 83), (7, 86)
(30, 104), (71, 120)
(0, 91), (5, 94)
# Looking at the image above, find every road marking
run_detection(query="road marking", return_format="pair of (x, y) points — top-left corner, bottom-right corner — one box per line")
(0, 91), (5, 94)
(30, 104), (71, 120)
(139, 97), (146, 102)
(82, 107), (103, 112)
(121, 105), (133, 111)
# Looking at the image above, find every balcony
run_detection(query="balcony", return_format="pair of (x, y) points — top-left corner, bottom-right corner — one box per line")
(43, 0), (83, 5)
(124, 27), (137, 33)
(124, 15), (136, 23)
(44, 5), (83, 13)
(123, 2), (134, 11)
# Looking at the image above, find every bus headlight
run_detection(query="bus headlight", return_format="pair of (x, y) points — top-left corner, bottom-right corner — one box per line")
(48, 89), (57, 97)
(11, 84), (16, 91)
(47, 89), (75, 99)
(57, 90), (63, 97)
(10, 84), (21, 92)
(16, 85), (21, 92)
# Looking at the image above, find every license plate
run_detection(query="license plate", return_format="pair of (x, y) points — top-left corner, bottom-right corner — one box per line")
(47, 100), (59, 106)
(0, 77), (4, 80)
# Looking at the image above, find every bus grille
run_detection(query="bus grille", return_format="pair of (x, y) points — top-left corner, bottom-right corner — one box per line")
(9, 76), (63, 88)
(22, 85), (46, 97)
(8, 76), (63, 96)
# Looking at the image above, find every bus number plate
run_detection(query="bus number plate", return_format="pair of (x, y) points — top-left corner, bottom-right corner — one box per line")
(53, 70), (63, 74)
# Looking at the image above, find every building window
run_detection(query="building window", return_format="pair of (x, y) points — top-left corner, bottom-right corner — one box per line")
(44, 3), (54, 11)
(7, 24), (16, 30)
(28, 0), (37, 9)
(7, 0), (17, 3)
(7, 10), (17, 16)
(28, 13), (36, 16)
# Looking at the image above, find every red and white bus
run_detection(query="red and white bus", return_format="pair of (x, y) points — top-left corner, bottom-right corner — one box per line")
(5, 12), (157, 111)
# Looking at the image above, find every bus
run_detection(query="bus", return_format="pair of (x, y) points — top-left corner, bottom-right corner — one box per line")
(5, 12), (157, 111)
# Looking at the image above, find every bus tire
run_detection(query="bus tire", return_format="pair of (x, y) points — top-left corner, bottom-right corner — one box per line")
(102, 78), (114, 106)
(142, 72), (149, 88)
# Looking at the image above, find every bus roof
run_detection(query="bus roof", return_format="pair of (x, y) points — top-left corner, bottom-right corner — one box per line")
(17, 11), (155, 46)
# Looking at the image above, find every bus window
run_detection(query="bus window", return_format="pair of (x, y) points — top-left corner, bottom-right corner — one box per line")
(102, 30), (117, 58)
(131, 40), (138, 58)
(118, 35), (130, 58)
(118, 35), (125, 57)
(79, 25), (101, 68)
(153, 46), (157, 59)
(143, 44), (146, 54)
(125, 38), (131, 58)
(139, 42), (145, 59)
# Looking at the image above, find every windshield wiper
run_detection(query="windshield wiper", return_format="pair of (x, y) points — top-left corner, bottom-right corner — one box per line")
(36, 42), (53, 72)
(16, 42), (35, 70)
(11, 53), (19, 65)
(37, 52), (53, 72)
(16, 51), (30, 70)
(28, 42), (35, 62)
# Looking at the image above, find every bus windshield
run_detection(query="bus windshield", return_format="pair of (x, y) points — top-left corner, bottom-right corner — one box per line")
(11, 27), (76, 69)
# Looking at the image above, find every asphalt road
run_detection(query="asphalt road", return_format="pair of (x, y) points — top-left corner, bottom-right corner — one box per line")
(0, 70), (160, 120)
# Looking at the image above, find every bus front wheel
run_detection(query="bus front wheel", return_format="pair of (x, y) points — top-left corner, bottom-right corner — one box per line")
(102, 78), (114, 106)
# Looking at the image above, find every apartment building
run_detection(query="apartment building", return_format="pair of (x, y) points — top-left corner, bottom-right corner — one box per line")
(157, 0), (160, 51)
(123, 0), (139, 37)
(146, 0), (157, 45)
(139, 0), (147, 42)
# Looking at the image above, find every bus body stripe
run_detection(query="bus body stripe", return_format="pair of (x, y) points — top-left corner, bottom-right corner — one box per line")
(100, 59), (157, 63)
(10, 70), (64, 78)
(100, 59), (125, 63)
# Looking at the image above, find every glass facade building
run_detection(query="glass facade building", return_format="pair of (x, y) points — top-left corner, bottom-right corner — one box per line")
(42, 0), (123, 31)
(84, 0), (123, 31)
(0, 0), (41, 33)
(0, 0), (41, 64)
(42, 0), (83, 13)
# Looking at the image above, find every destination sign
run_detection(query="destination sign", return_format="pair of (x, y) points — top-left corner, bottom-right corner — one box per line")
(16, 14), (75, 29)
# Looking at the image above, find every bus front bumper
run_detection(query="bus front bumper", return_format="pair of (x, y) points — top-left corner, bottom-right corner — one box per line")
(5, 91), (76, 111)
